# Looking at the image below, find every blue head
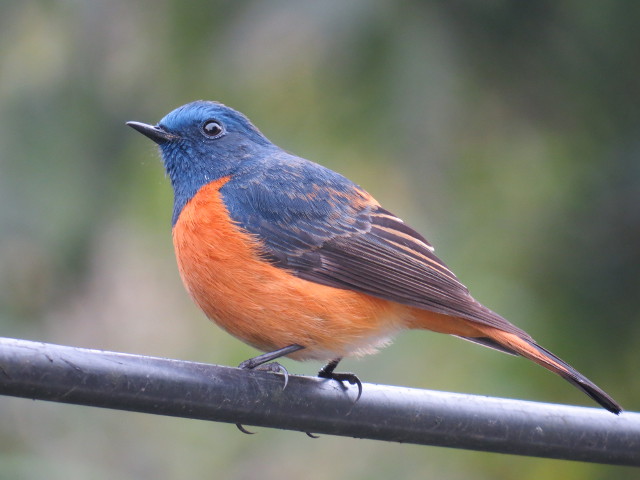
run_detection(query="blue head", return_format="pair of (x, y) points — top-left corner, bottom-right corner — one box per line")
(127, 101), (278, 223)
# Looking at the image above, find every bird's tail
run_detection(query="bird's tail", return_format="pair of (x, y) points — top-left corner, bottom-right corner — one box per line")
(462, 327), (622, 414)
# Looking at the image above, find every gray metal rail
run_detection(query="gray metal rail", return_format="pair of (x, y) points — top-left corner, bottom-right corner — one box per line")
(0, 337), (637, 465)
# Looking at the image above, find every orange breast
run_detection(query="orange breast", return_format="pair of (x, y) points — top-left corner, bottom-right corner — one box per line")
(172, 178), (411, 361)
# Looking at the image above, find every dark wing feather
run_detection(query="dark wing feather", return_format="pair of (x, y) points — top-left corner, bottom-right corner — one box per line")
(224, 155), (530, 339)
(291, 207), (530, 338)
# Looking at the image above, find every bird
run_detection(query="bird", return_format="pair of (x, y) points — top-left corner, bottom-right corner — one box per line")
(127, 100), (621, 415)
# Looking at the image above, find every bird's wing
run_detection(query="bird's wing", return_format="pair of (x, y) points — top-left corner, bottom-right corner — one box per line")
(223, 157), (529, 338)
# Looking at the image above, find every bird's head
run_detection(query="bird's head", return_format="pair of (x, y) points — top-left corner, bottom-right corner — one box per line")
(127, 100), (276, 223)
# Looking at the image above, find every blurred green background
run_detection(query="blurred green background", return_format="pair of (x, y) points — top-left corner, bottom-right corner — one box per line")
(1, 1), (639, 478)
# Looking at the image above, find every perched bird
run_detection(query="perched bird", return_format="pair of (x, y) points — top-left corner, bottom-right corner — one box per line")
(127, 100), (621, 414)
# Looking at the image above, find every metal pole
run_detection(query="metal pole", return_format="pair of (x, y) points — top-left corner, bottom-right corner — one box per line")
(0, 337), (637, 465)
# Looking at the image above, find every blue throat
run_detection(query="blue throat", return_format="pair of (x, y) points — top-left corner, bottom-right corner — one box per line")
(161, 140), (280, 226)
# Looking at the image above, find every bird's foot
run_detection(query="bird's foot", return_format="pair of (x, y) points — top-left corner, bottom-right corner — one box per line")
(239, 360), (291, 389)
(235, 344), (305, 435)
(238, 344), (304, 389)
(318, 358), (363, 402)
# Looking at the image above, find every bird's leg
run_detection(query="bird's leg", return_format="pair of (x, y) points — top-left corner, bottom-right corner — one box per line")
(239, 344), (305, 369)
(236, 344), (304, 435)
(318, 358), (363, 401)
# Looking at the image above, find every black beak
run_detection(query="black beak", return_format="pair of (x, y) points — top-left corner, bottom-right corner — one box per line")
(126, 121), (177, 145)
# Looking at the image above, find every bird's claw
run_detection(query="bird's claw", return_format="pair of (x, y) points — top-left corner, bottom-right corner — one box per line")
(239, 360), (290, 390)
(236, 423), (255, 435)
(236, 361), (291, 436)
(318, 370), (363, 402)
(235, 345), (305, 436)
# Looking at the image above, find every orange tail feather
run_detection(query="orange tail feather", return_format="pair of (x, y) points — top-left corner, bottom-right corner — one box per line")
(473, 327), (622, 414)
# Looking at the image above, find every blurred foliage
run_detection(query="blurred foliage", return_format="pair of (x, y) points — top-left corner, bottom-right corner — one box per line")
(0, 1), (639, 478)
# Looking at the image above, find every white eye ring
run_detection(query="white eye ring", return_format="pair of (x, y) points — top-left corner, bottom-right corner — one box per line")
(202, 120), (224, 138)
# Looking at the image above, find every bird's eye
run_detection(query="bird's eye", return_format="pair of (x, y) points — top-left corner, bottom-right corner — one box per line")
(202, 120), (224, 138)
